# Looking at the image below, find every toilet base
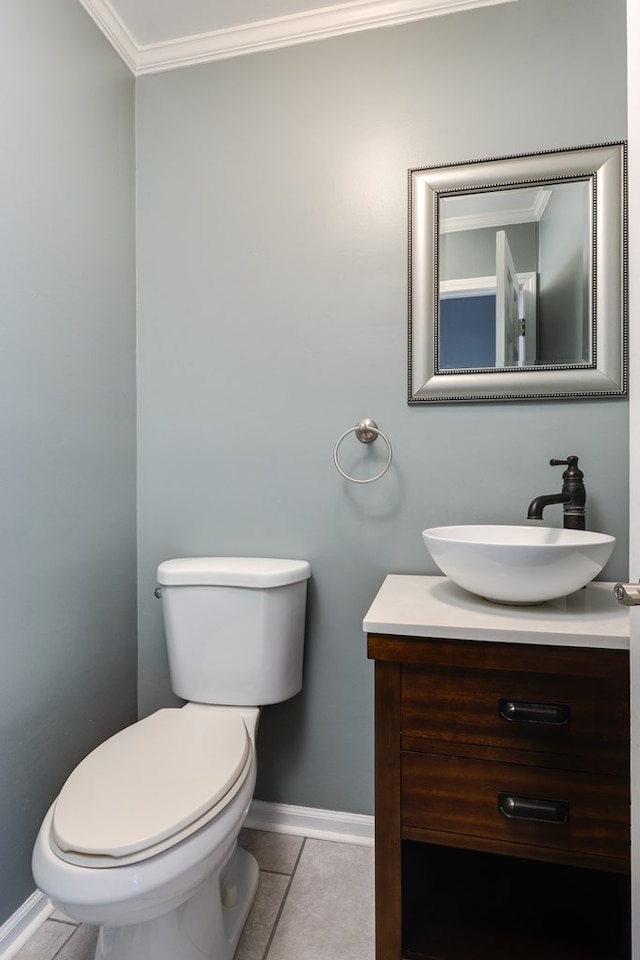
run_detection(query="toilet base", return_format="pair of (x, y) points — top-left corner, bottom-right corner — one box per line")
(94, 846), (259, 960)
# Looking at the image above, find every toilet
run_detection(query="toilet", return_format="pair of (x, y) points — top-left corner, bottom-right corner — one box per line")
(32, 557), (310, 960)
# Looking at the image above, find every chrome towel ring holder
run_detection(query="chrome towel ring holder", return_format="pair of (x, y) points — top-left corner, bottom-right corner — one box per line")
(333, 419), (393, 484)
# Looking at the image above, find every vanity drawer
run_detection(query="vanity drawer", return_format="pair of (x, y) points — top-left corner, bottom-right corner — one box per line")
(401, 646), (629, 775)
(401, 751), (630, 867)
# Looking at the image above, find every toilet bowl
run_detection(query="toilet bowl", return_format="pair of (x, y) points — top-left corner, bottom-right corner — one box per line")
(32, 557), (310, 960)
(33, 705), (260, 960)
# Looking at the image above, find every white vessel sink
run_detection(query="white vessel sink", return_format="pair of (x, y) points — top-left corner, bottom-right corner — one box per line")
(422, 524), (615, 605)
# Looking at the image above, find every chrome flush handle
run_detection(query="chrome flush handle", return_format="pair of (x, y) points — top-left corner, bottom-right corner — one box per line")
(614, 582), (640, 606)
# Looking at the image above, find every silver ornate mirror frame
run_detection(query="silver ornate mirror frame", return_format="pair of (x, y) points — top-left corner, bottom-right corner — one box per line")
(408, 142), (627, 402)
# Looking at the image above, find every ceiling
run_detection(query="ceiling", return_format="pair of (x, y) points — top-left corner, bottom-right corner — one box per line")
(77, 0), (517, 75)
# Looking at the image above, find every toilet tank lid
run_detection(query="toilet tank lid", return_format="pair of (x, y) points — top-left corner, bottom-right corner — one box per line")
(157, 557), (311, 588)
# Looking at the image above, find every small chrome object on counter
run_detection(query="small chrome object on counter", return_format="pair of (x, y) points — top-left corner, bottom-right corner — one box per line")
(614, 582), (640, 606)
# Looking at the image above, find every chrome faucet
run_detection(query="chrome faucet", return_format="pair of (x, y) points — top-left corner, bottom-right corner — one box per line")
(527, 456), (586, 531)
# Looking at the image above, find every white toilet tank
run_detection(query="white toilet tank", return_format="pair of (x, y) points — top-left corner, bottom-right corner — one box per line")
(156, 558), (311, 705)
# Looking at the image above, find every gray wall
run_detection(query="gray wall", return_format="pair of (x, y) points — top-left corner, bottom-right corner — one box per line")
(539, 181), (591, 363)
(440, 222), (538, 282)
(0, 0), (137, 921)
(136, 0), (628, 817)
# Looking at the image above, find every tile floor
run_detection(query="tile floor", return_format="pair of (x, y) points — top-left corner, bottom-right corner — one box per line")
(14, 830), (374, 960)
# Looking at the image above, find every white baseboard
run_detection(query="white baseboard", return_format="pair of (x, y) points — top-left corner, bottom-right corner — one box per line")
(0, 803), (373, 958)
(0, 890), (53, 960)
(245, 800), (374, 846)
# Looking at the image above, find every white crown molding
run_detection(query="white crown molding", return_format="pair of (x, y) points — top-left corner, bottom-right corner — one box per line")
(78, 0), (518, 75)
(76, 0), (139, 72)
(441, 188), (552, 233)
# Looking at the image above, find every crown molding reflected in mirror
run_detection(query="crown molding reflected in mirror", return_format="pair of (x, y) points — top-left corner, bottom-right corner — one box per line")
(408, 142), (627, 402)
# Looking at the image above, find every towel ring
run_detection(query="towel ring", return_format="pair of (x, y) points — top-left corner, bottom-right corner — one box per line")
(333, 419), (393, 484)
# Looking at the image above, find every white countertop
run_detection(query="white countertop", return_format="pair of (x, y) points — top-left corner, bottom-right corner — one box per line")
(363, 576), (630, 649)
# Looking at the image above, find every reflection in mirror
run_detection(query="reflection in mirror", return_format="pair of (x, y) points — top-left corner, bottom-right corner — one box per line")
(408, 143), (627, 402)
(438, 181), (590, 370)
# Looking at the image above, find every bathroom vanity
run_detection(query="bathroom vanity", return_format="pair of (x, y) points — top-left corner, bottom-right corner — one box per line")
(364, 576), (631, 960)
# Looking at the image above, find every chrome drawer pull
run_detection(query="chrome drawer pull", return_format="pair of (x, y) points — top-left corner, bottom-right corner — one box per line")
(498, 793), (569, 824)
(498, 698), (569, 726)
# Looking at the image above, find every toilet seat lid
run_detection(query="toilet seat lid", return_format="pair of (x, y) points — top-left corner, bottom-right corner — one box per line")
(52, 707), (250, 860)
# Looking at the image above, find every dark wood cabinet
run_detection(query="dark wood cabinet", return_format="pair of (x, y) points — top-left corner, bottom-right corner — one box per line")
(368, 633), (631, 960)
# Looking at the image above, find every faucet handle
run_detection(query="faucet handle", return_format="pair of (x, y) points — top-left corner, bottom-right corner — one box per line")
(550, 455), (583, 479)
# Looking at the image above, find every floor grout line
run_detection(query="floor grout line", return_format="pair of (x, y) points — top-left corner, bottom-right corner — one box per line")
(49, 923), (81, 960)
(261, 837), (307, 960)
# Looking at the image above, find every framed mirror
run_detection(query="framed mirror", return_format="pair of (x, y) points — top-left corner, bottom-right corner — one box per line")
(408, 142), (627, 402)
